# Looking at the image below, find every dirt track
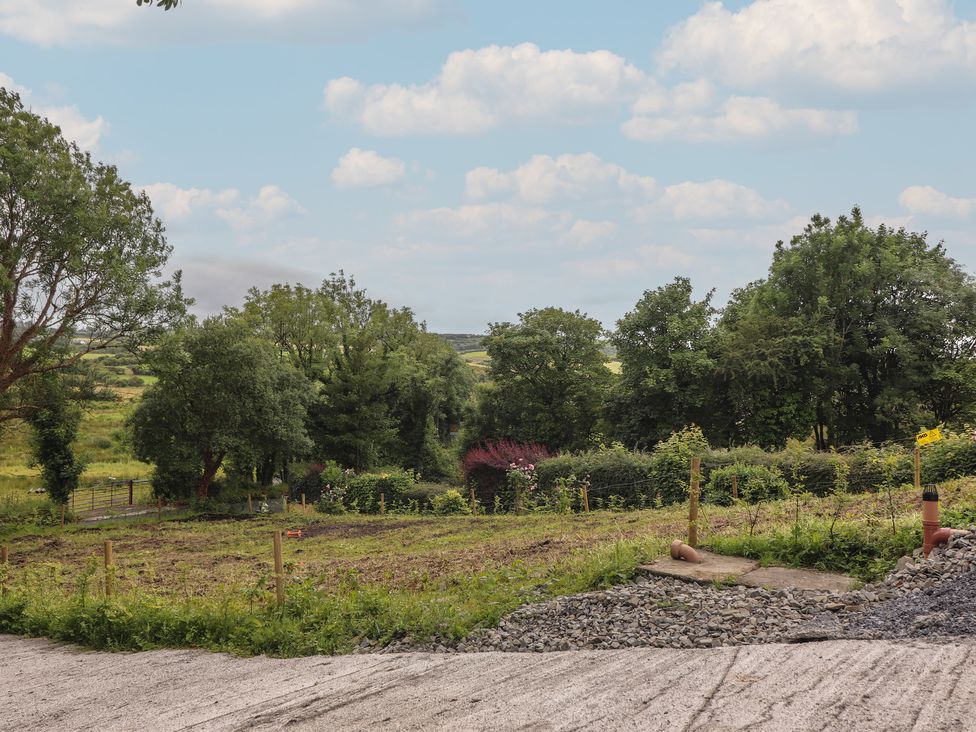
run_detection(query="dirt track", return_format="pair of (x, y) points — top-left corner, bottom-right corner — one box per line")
(2, 635), (975, 730)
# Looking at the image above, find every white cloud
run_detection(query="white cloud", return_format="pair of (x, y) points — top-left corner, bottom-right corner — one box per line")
(624, 89), (857, 142)
(1, 72), (107, 150)
(0, 0), (453, 46)
(216, 185), (306, 230)
(466, 153), (657, 204)
(565, 220), (617, 248)
(324, 43), (646, 135)
(657, 0), (976, 93)
(898, 185), (976, 218)
(643, 180), (789, 221)
(396, 203), (571, 238)
(142, 182), (304, 230)
(331, 148), (406, 189)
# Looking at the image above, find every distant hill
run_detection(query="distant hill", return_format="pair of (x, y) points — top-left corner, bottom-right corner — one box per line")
(435, 333), (486, 353)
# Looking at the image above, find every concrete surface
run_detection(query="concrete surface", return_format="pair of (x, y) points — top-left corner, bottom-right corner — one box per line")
(638, 550), (759, 583)
(2, 634), (975, 731)
(738, 566), (859, 592)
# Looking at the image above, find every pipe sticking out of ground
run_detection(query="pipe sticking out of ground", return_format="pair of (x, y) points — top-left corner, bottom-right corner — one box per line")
(922, 485), (964, 558)
(671, 540), (702, 563)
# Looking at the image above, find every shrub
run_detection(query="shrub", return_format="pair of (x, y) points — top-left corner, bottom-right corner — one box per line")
(922, 432), (976, 484)
(345, 468), (417, 513)
(536, 445), (653, 507)
(705, 463), (789, 506)
(649, 426), (709, 505)
(462, 440), (552, 506)
(291, 461), (349, 504)
(431, 489), (471, 515)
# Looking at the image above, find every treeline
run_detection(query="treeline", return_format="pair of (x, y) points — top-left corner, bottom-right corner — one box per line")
(466, 208), (976, 454)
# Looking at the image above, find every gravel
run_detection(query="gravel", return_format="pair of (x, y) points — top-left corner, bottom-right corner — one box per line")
(366, 528), (976, 655)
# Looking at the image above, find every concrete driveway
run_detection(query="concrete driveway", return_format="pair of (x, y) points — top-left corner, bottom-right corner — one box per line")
(1, 634), (973, 731)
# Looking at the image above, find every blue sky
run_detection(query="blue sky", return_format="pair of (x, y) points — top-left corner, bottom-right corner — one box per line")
(2, 0), (976, 332)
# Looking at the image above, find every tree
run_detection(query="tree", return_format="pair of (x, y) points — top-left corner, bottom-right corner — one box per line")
(718, 208), (976, 448)
(137, 0), (180, 8)
(608, 278), (716, 448)
(0, 89), (187, 424)
(131, 318), (313, 499)
(24, 372), (84, 504)
(472, 307), (611, 451)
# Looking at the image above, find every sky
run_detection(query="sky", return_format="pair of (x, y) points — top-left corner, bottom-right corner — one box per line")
(2, 0), (976, 333)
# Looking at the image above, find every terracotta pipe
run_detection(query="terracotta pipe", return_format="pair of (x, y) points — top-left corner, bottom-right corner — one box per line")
(921, 486), (965, 557)
(671, 539), (702, 563)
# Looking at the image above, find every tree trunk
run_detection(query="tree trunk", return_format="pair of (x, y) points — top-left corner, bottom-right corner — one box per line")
(196, 450), (224, 500)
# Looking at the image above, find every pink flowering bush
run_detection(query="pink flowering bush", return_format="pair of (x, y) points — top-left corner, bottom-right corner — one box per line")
(463, 440), (552, 509)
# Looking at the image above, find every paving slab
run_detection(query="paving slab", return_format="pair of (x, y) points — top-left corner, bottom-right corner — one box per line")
(2, 634), (975, 731)
(638, 550), (759, 584)
(738, 565), (859, 592)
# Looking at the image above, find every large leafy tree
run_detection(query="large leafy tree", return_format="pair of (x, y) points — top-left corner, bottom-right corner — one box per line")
(608, 278), (716, 449)
(131, 318), (313, 499)
(23, 372), (85, 504)
(718, 208), (976, 448)
(0, 89), (187, 423)
(472, 307), (611, 451)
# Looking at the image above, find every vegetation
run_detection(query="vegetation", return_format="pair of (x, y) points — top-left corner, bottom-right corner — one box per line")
(0, 89), (186, 425)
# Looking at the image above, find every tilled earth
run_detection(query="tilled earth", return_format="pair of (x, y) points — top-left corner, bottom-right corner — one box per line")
(375, 528), (976, 654)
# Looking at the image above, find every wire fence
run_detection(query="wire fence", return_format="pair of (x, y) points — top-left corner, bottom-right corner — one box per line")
(69, 480), (153, 516)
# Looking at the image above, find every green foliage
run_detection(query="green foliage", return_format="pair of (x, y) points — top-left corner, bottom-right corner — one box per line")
(430, 489), (471, 516)
(471, 307), (612, 451)
(649, 426), (709, 505)
(0, 88), (187, 424)
(704, 520), (920, 582)
(23, 375), (84, 504)
(705, 463), (789, 506)
(130, 318), (313, 499)
(536, 445), (653, 507)
(345, 468), (417, 513)
(0, 497), (69, 534)
(609, 277), (716, 448)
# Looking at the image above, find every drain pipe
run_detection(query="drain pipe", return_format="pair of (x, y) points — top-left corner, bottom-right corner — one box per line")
(922, 485), (963, 558)
(671, 539), (702, 564)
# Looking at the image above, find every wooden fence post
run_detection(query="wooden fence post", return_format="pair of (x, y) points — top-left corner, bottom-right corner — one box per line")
(379, 493), (386, 515)
(688, 457), (701, 548)
(582, 483), (590, 513)
(128, 480), (134, 506)
(157, 497), (162, 523)
(469, 487), (477, 514)
(104, 540), (114, 598)
(272, 531), (285, 608)
(60, 504), (65, 528)
(914, 446), (922, 490)
(0, 544), (7, 595)
(301, 493), (307, 514)
(283, 496), (288, 514)
(247, 494), (253, 513)
(731, 474), (739, 501)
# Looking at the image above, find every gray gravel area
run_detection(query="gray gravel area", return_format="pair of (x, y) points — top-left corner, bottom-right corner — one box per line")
(377, 527), (976, 654)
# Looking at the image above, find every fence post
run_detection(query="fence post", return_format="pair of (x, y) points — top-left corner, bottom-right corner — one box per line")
(157, 497), (162, 523)
(104, 540), (114, 598)
(128, 480), (134, 506)
(582, 483), (590, 513)
(248, 494), (253, 513)
(379, 492), (386, 515)
(283, 496), (288, 514)
(0, 544), (7, 595)
(731, 474), (739, 501)
(688, 457), (701, 548)
(60, 503), (65, 528)
(272, 531), (285, 608)
(469, 487), (476, 514)
(515, 484), (524, 516)
(914, 446), (922, 490)
(301, 493), (307, 514)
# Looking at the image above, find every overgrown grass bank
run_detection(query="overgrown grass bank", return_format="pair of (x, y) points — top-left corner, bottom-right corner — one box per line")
(2, 479), (975, 656)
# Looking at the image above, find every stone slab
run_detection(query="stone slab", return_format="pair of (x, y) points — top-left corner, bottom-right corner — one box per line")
(638, 550), (759, 584)
(738, 565), (859, 593)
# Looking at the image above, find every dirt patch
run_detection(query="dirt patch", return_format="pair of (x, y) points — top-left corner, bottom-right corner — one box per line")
(298, 519), (436, 539)
(180, 513), (261, 523)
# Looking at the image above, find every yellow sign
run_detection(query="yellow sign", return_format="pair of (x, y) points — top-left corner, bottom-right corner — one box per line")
(916, 427), (943, 446)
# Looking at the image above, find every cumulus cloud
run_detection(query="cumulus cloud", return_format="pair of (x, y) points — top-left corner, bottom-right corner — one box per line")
(657, 0), (976, 93)
(396, 203), (571, 238)
(324, 43), (646, 135)
(141, 182), (305, 230)
(565, 220), (617, 248)
(466, 153), (657, 204)
(642, 179), (789, 221)
(1, 72), (107, 150)
(899, 185), (976, 218)
(0, 0), (453, 46)
(623, 83), (857, 142)
(331, 148), (406, 189)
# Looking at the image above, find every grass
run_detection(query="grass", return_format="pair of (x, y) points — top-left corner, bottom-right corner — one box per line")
(1, 478), (975, 655)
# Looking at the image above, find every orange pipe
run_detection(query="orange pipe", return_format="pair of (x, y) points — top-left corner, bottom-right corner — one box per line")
(671, 540), (702, 563)
(922, 486), (959, 557)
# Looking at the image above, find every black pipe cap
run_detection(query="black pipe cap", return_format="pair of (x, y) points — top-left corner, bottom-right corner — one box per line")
(923, 487), (940, 502)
